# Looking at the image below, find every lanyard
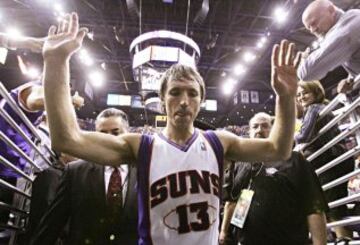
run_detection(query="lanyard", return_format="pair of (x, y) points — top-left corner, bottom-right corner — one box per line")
(247, 163), (264, 190)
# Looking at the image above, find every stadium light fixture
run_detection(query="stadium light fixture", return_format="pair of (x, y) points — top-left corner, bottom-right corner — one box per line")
(273, 6), (288, 24)
(233, 64), (247, 76)
(242, 51), (256, 63)
(89, 71), (104, 87)
(26, 67), (41, 79)
(6, 28), (23, 39)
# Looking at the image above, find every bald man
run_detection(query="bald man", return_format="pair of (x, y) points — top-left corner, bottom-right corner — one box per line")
(297, 0), (360, 83)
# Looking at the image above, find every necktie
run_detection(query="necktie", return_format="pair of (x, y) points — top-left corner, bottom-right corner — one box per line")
(107, 168), (123, 213)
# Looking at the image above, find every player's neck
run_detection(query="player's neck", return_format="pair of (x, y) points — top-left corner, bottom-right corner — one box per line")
(162, 124), (195, 146)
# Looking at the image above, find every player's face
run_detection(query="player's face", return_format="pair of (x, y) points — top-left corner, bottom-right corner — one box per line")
(95, 116), (127, 136)
(164, 79), (202, 128)
(296, 86), (316, 109)
(249, 119), (271, 139)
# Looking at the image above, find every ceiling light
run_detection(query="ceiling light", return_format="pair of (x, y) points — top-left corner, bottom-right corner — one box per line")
(256, 41), (264, 49)
(26, 67), (41, 79)
(78, 49), (94, 66)
(222, 82), (235, 95)
(83, 58), (94, 66)
(256, 36), (267, 49)
(243, 52), (256, 63)
(233, 64), (247, 76)
(273, 7), (288, 24)
(89, 71), (104, 87)
(53, 3), (63, 12)
(6, 28), (23, 39)
(226, 78), (237, 85)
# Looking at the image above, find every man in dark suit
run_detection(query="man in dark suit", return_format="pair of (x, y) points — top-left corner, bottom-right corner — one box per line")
(30, 108), (138, 244)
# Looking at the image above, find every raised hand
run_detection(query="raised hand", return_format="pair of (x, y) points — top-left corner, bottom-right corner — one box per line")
(72, 91), (85, 109)
(271, 40), (299, 98)
(42, 12), (88, 61)
(337, 77), (354, 94)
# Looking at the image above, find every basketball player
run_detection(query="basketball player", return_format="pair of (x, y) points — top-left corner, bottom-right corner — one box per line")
(41, 13), (298, 245)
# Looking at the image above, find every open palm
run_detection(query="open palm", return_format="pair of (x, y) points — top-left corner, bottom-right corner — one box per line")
(43, 13), (87, 60)
(271, 40), (300, 97)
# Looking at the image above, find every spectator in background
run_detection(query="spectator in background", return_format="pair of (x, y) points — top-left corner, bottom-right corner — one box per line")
(220, 112), (328, 245)
(30, 108), (138, 245)
(0, 81), (84, 225)
(24, 152), (76, 244)
(297, 0), (360, 89)
(296, 80), (354, 240)
(0, 80), (45, 227)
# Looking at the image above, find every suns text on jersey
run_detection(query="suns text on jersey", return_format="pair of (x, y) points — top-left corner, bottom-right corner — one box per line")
(150, 170), (220, 208)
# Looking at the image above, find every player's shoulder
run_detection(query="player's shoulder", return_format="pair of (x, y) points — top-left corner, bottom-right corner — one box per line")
(210, 129), (237, 141)
(122, 132), (143, 142)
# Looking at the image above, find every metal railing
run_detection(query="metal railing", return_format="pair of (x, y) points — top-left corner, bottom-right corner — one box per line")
(0, 83), (56, 159)
(299, 74), (360, 243)
(0, 82), (56, 244)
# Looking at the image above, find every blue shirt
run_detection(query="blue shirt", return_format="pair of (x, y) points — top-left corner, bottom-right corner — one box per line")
(298, 9), (360, 81)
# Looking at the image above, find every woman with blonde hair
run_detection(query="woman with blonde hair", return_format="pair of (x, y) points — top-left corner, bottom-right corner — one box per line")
(296, 80), (354, 240)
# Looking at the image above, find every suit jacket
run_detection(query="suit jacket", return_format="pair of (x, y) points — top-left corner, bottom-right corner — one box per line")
(26, 167), (64, 241)
(30, 160), (138, 245)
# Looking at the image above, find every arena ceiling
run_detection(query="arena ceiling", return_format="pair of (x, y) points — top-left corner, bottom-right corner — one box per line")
(0, 0), (359, 127)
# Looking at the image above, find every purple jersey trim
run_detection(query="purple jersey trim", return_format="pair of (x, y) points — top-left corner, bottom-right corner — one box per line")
(137, 134), (154, 245)
(203, 130), (224, 198)
(158, 129), (199, 152)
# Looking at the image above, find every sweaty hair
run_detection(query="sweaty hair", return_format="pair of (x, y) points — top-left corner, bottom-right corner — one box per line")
(159, 64), (206, 102)
(96, 108), (129, 127)
(249, 112), (273, 127)
(298, 80), (326, 104)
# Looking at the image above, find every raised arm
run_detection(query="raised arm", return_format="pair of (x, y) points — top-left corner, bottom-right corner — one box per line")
(20, 84), (85, 112)
(297, 34), (356, 81)
(219, 40), (297, 162)
(0, 33), (44, 53)
(42, 13), (140, 166)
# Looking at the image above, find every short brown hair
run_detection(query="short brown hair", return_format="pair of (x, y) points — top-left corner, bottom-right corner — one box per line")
(298, 80), (326, 104)
(159, 64), (206, 102)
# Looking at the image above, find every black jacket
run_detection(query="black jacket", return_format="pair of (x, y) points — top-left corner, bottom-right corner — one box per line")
(30, 160), (138, 245)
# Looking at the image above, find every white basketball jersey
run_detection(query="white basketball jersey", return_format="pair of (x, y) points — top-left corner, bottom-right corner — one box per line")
(137, 130), (223, 245)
